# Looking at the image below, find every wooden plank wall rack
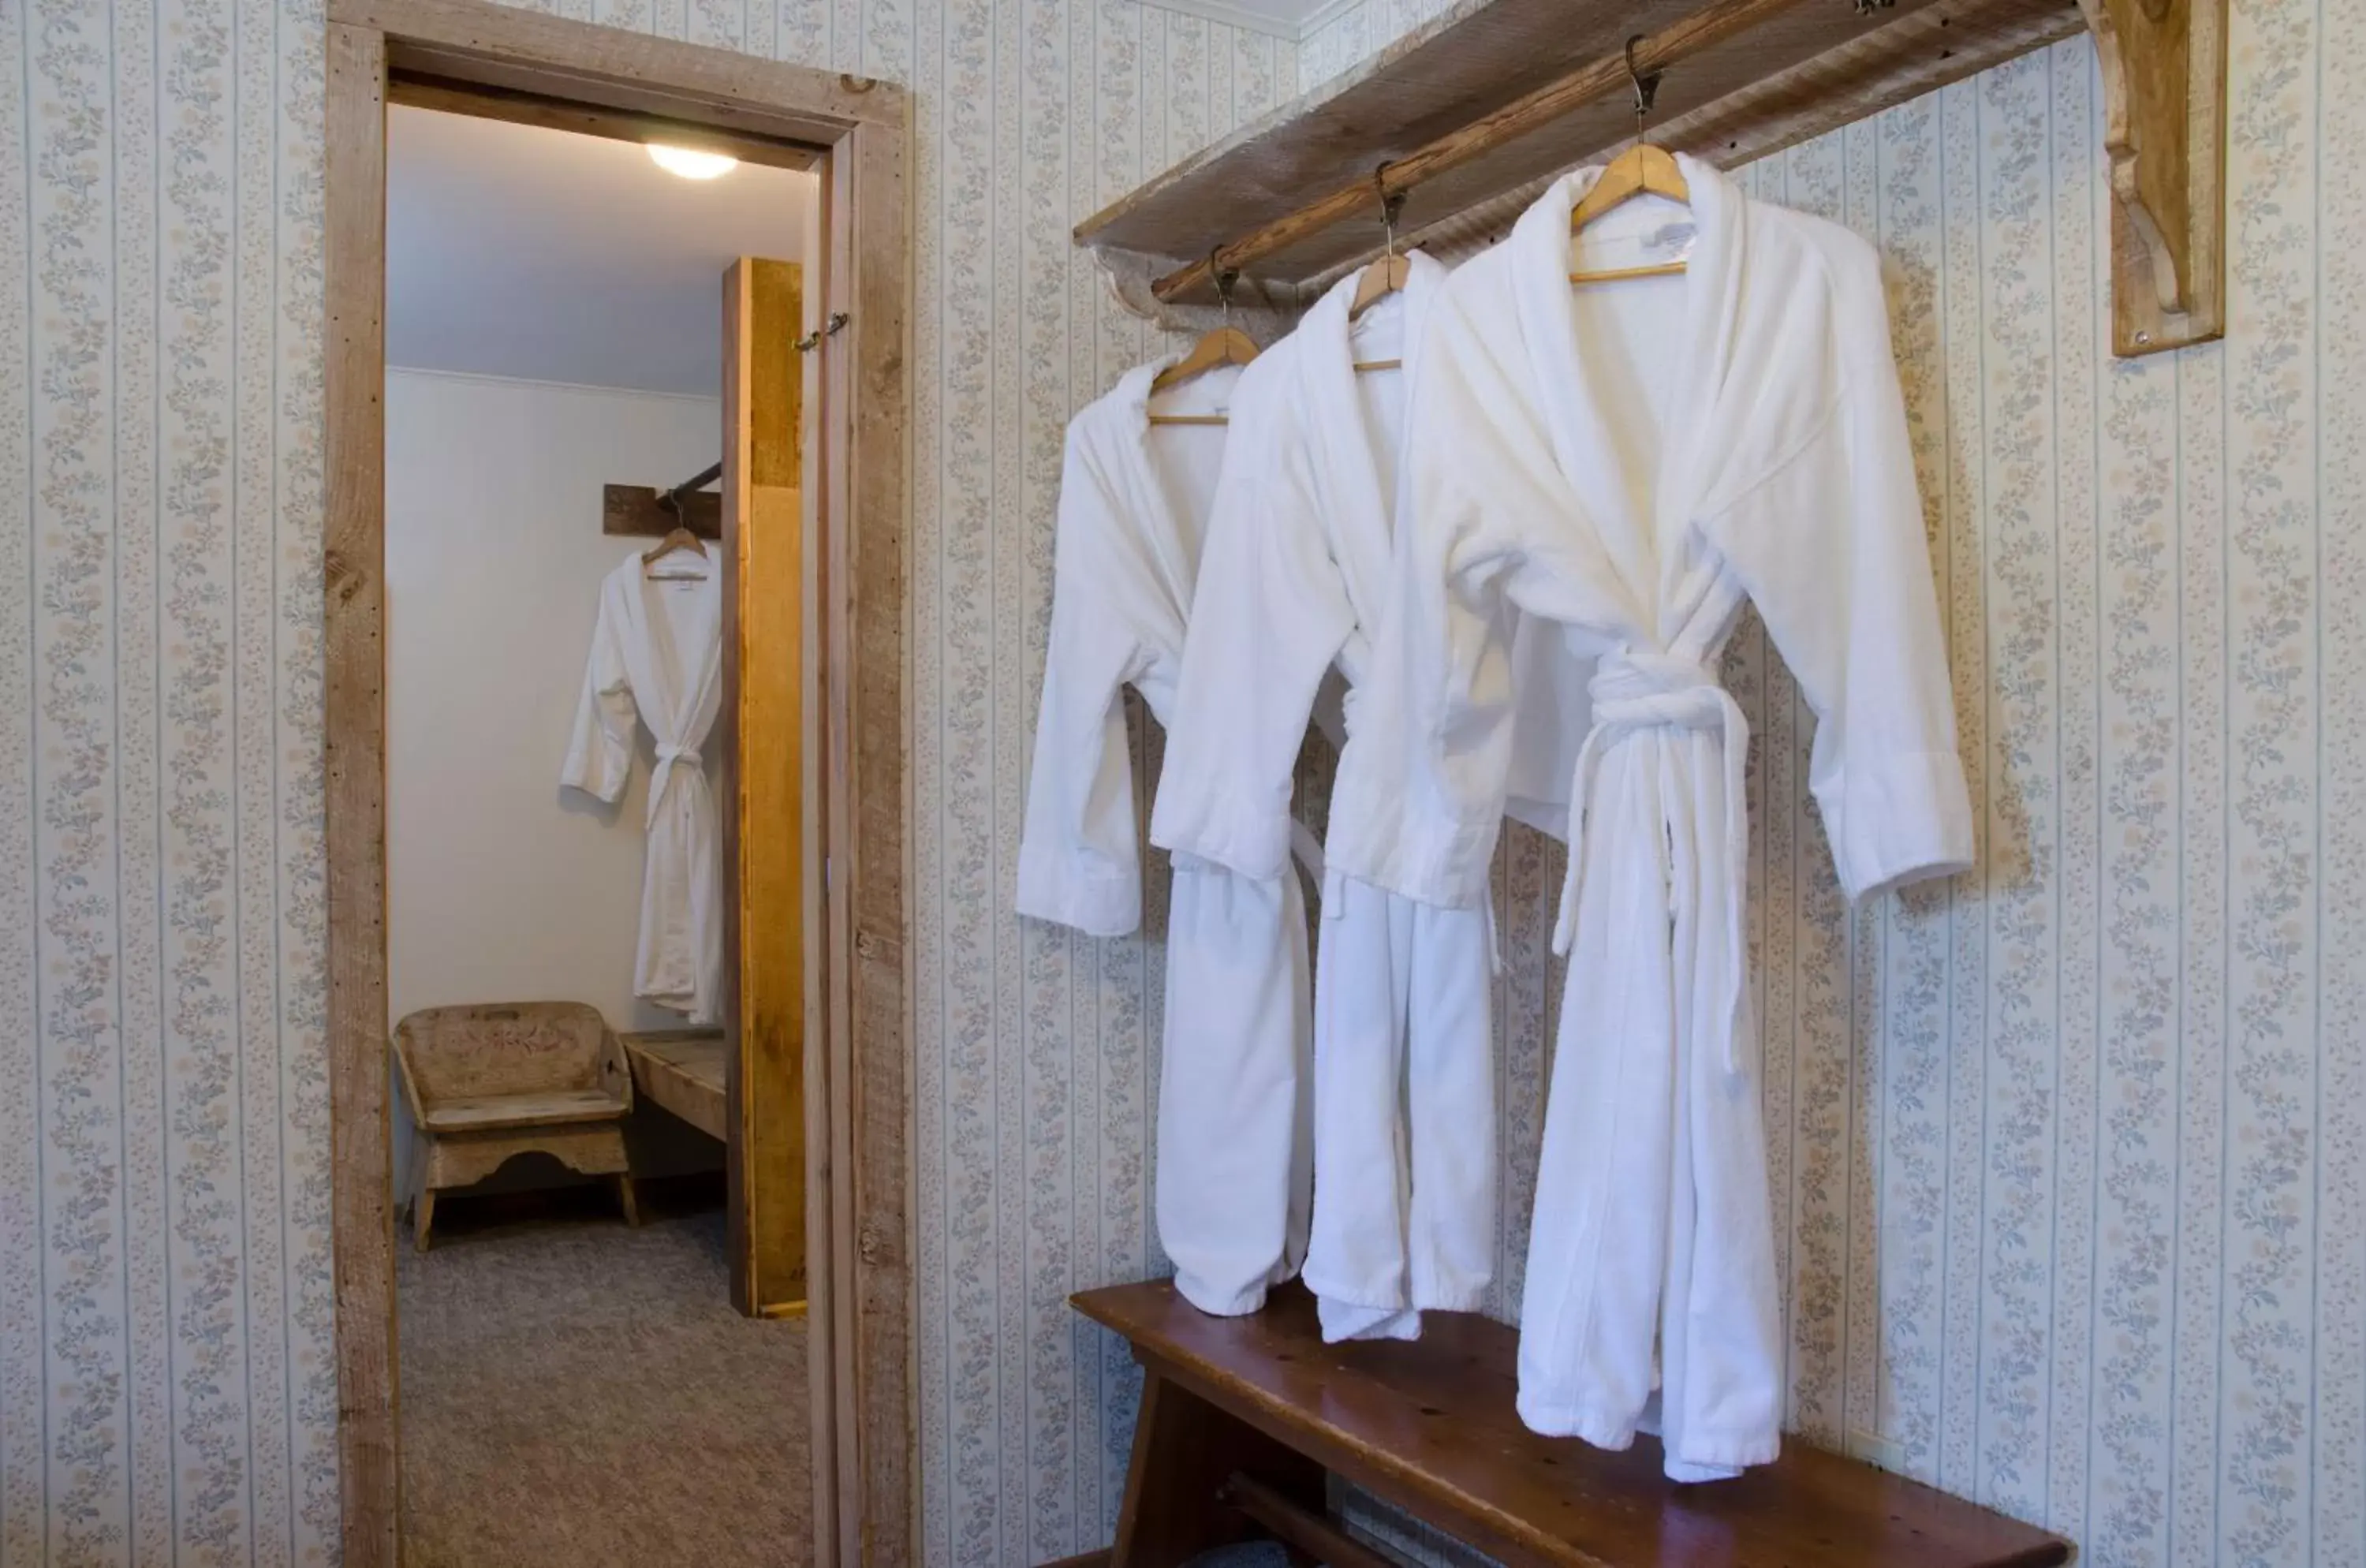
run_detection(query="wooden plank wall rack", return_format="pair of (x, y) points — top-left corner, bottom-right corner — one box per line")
(1075, 0), (2223, 355)
(1063, 1279), (2073, 1568)
(604, 482), (724, 539)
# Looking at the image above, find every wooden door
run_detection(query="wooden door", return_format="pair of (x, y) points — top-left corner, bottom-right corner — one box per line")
(721, 256), (807, 1316)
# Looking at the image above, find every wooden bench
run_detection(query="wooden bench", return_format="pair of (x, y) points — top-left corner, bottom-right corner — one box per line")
(621, 1028), (729, 1142)
(1069, 1280), (2069, 1568)
(393, 1001), (638, 1251)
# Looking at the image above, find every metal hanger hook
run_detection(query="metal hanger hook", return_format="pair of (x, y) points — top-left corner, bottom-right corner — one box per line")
(1211, 251), (1241, 325)
(1373, 164), (1406, 259)
(1624, 34), (1663, 145)
(793, 311), (851, 353)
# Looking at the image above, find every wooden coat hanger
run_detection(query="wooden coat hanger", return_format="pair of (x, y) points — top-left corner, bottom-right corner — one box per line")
(1569, 36), (1692, 286)
(1148, 259), (1257, 426)
(642, 491), (712, 573)
(1349, 170), (1410, 372)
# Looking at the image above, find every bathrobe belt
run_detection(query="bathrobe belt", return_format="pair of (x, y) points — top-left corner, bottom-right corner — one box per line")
(1554, 649), (1751, 1075)
(649, 743), (706, 829)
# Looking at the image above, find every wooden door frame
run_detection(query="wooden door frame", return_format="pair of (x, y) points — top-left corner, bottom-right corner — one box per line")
(321, 4), (913, 1563)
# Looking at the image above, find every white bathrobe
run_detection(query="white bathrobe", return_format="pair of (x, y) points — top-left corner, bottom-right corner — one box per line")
(1327, 158), (1973, 1480)
(1017, 355), (1314, 1317)
(562, 547), (726, 1025)
(1151, 255), (1582, 1344)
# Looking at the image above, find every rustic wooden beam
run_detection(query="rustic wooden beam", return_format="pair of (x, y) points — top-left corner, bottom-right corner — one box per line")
(1249, 0), (2076, 312)
(722, 256), (809, 1319)
(834, 111), (916, 1568)
(1114, 0), (2215, 360)
(323, 20), (399, 1568)
(602, 483), (724, 539)
(1150, 0), (1808, 303)
(2077, 0), (2226, 353)
(330, 0), (903, 138)
(388, 73), (822, 170)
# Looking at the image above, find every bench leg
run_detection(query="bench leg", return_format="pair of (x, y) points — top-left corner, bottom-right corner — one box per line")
(616, 1174), (641, 1227)
(1112, 1368), (1325, 1568)
(414, 1187), (437, 1253)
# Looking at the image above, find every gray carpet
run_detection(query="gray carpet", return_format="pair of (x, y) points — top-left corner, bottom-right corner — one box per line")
(398, 1201), (810, 1566)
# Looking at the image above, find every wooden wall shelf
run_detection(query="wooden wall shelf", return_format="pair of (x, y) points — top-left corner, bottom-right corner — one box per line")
(604, 482), (722, 539)
(1077, 0), (2225, 356)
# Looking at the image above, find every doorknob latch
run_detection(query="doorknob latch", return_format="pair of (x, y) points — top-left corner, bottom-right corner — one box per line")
(794, 312), (850, 352)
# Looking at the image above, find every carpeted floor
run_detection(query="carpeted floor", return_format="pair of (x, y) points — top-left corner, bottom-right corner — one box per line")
(397, 1190), (810, 1566)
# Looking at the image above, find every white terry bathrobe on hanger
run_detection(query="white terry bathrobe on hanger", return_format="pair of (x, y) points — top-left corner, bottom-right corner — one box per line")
(562, 547), (727, 1025)
(1327, 158), (1972, 1480)
(1017, 354), (1315, 1317)
(1152, 253), (1583, 1343)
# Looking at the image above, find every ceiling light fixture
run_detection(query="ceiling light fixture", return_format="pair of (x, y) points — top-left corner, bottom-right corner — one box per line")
(647, 144), (739, 180)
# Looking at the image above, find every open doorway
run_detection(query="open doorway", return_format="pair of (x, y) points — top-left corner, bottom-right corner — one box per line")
(319, 9), (914, 1561)
(379, 99), (815, 1563)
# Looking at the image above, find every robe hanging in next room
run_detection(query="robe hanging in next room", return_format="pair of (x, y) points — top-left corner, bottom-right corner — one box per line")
(562, 547), (726, 1025)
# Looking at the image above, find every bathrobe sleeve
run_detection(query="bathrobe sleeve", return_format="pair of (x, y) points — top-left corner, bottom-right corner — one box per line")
(1151, 385), (1357, 880)
(1324, 318), (1531, 912)
(1016, 423), (1154, 936)
(561, 584), (640, 805)
(1696, 242), (1974, 902)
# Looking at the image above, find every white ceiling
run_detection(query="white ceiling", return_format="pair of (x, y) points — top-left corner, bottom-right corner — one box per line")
(387, 104), (813, 398)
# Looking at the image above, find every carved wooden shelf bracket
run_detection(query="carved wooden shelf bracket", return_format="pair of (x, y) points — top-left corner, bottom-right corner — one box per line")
(2077, 0), (2227, 354)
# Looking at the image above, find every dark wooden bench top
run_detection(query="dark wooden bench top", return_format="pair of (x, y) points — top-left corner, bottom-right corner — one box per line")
(1073, 1279), (2069, 1568)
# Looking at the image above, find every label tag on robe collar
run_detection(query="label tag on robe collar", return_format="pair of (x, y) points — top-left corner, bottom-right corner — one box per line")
(1570, 218), (1696, 277)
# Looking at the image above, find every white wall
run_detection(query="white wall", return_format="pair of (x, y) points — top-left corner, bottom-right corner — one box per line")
(385, 368), (729, 1198)
(385, 368), (720, 1033)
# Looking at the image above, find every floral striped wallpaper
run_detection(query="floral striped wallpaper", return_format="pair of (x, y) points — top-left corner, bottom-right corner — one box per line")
(897, 6), (1298, 1564)
(1297, 0), (1453, 91)
(2, 0), (2360, 1561)
(2, 0), (343, 1556)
